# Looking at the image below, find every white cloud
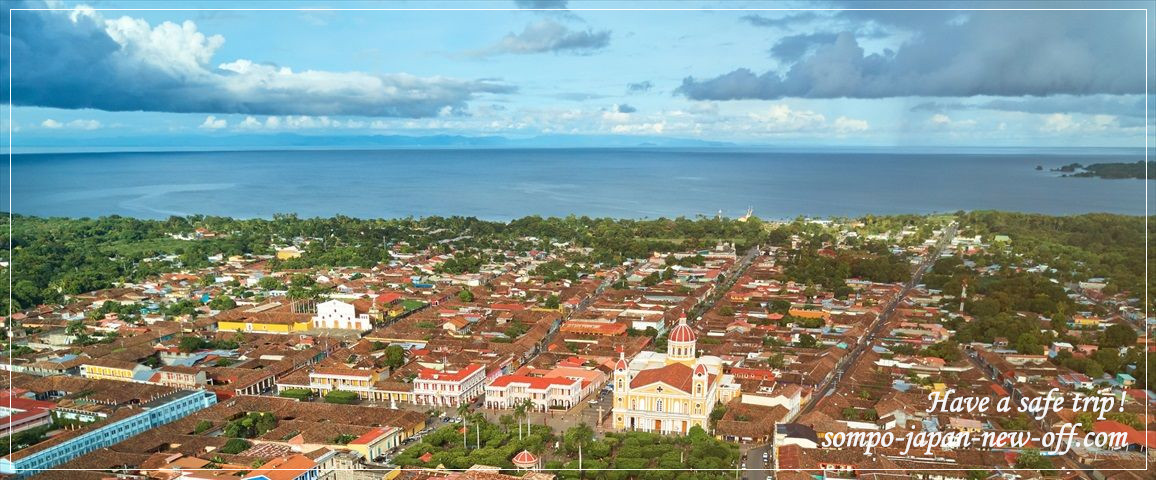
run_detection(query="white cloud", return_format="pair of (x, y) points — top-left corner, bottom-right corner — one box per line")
(67, 119), (101, 130)
(1041, 114), (1075, 132)
(929, 113), (976, 129)
(41, 118), (105, 129)
(199, 115), (227, 129)
(611, 122), (665, 134)
(232, 115), (375, 131)
(749, 104), (826, 131)
(833, 116), (869, 133)
(103, 17), (225, 77)
(601, 110), (632, 123)
(238, 116), (262, 129)
(282, 115), (335, 129)
(1091, 114), (1118, 130)
(1040, 113), (1117, 133)
(40, 118), (102, 130)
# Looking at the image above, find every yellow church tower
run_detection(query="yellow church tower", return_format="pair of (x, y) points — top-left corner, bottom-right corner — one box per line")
(612, 348), (630, 413)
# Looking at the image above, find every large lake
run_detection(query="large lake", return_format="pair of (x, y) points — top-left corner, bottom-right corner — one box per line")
(7, 148), (1150, 220)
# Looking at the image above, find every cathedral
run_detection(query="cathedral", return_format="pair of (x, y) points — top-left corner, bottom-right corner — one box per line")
(611, 315), (739, 434)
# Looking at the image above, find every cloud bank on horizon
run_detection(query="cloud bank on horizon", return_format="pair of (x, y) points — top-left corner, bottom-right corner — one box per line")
(677, 11), (1145, 100)
(2, 0), (1152, 147)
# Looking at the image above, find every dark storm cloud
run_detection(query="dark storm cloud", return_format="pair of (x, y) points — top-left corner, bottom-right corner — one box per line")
(1, 2), (515, 117)
(769, 32), (838, 62)
(472, 20), (610, 56)
(626, 81), (653, 93)
(616, 104), (637, 113)
(678, 11), (1147, 100)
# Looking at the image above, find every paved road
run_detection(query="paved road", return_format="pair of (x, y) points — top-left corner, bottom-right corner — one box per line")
(740, 444), (774, 480)
(799, 222), (957, 416)
(688, 246), (761, 321)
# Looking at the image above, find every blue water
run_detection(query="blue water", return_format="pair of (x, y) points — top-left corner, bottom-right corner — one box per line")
(6, 148), (1150, 220)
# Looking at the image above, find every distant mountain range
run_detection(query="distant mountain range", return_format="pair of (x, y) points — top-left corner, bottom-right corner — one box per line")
(14, 132), (734, 150)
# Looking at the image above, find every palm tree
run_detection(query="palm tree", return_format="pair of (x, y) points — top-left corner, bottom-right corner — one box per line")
(473, 412), (484, 449)
(457, 402), (471, 450)
(569, 423), (595, 479)
(513, 402), (527, 441)
(521, 399), (535, 438)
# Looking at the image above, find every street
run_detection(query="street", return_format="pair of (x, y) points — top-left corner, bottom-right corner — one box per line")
(740, 444), (774, 480)
(799, 222), (957, 416)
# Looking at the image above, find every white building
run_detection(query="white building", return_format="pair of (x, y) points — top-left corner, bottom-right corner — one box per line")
(484, 375), (582, 411)
(312, 299), (373, 331)
(412, 363), (486, 408)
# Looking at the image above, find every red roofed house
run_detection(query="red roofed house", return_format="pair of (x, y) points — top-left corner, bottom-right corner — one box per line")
(413, 363), (486, 407)
(1093, 420), (1156, 452)
(560, 320), (627, 336)
(243, 454), (321, 480)
(347, 426), (404, 461)
(490, 303), (527, 312)
(0, 395), (54, 434)
(484, 375), (582, 411)
(375, 292), (403, 305)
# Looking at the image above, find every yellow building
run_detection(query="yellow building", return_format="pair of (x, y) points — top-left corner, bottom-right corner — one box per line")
(348, 426), (405, 461)
(612, 316), (738, 434)
(217, 317), (310, 334)
(214, 302), (312, 334)
(788, 308), (829, 321)
(80, 359), (145, 382)
(276, 246), (304, 260)
(1072, 315), (1102, 329)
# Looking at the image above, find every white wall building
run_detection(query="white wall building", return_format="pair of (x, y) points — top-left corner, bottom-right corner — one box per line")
(312, 299), (373, 331)
(484, 375), (583, 411)
(412, 363), (486, 408)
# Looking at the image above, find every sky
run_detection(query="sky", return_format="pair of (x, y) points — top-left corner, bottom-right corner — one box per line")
(2, 0), (1153, 149)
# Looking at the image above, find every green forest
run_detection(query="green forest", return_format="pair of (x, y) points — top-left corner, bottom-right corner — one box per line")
(1, 214), (769, 313)
(960, 211), (1150, 307)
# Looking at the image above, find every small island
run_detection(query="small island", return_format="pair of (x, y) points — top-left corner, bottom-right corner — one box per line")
(1050, 161), (1150, 180)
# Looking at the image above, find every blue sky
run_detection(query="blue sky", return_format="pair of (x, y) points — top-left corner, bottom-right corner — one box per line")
(3, 0), (1153, 149)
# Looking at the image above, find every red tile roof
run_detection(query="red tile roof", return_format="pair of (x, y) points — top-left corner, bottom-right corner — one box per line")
(375, 292), (403, 304)
(489, 375), (578, 390)
(1093, 420), (1156, 448)
(418, 363), (483, 382)
(350, 426), (395, 445)
(512, 450), (538, 466)
(248, 454), (317, 480)
(629, 362), (713, 393)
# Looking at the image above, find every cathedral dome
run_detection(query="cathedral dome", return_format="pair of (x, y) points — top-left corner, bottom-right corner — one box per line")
(669, 318), (696, 343)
